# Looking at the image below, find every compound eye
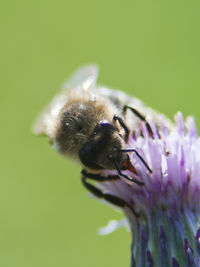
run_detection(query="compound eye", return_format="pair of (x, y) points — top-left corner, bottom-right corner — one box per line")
(79, 142), (102, 169)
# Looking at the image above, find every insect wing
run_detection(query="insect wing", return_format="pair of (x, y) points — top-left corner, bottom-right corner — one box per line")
(33, 65), (99, 136)
(98, 86), (174, 132)
(61, 64), (98, 94)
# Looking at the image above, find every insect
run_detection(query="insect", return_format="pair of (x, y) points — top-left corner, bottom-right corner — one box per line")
(33, 65), (173, 213)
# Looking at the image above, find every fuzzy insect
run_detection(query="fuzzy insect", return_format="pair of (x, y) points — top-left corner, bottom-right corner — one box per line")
(33, 65), (173, 211)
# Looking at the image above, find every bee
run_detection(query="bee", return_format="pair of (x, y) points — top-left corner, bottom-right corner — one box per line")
(33, 65), (173, 212)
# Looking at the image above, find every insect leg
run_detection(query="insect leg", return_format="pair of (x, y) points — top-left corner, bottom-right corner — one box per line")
(119, 149), (152, 173)
(81, 175), (139, 217)
(123, 105), (154, 138)
(113, 115), (130, 142)
(81, 169), (119, 181)
(112, 158), (144, 186)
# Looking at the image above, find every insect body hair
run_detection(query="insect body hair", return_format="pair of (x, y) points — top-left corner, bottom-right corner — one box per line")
(54, 95), (118, 158)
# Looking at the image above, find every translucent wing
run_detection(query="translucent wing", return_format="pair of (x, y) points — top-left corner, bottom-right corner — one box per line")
(33, 64), (99, 137)
(62, 64), (98, 93)
(97, 86), (175, 132)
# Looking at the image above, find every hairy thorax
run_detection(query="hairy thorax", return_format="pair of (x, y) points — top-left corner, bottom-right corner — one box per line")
(54, 96), (115, 158)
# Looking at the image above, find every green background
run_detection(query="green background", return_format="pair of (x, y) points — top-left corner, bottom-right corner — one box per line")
(1, 1), (200, 266)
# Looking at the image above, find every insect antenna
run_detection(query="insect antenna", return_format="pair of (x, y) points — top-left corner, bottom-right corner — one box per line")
(119, 149), (152, 173)
(112, 158), (144, 186)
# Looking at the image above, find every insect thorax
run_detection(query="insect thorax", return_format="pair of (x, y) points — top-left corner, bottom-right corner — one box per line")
(54, 99), (113, 157)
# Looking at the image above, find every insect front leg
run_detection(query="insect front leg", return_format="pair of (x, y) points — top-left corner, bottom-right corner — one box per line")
(81, 170), (139, 216)
(81, 169), (120, 181)
(123, 105), (154, 138)
(113, 115), (130, 142)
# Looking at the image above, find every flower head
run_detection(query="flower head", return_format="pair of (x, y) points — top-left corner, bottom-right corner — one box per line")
(97, 112), (200, 266)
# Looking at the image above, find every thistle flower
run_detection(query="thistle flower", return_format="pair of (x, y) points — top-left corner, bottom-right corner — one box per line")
(97, 112), (200, 267)
(33, 65), (200, 266)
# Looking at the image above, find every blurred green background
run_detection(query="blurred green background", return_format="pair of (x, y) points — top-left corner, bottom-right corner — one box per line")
(1, 1), (200, 266)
